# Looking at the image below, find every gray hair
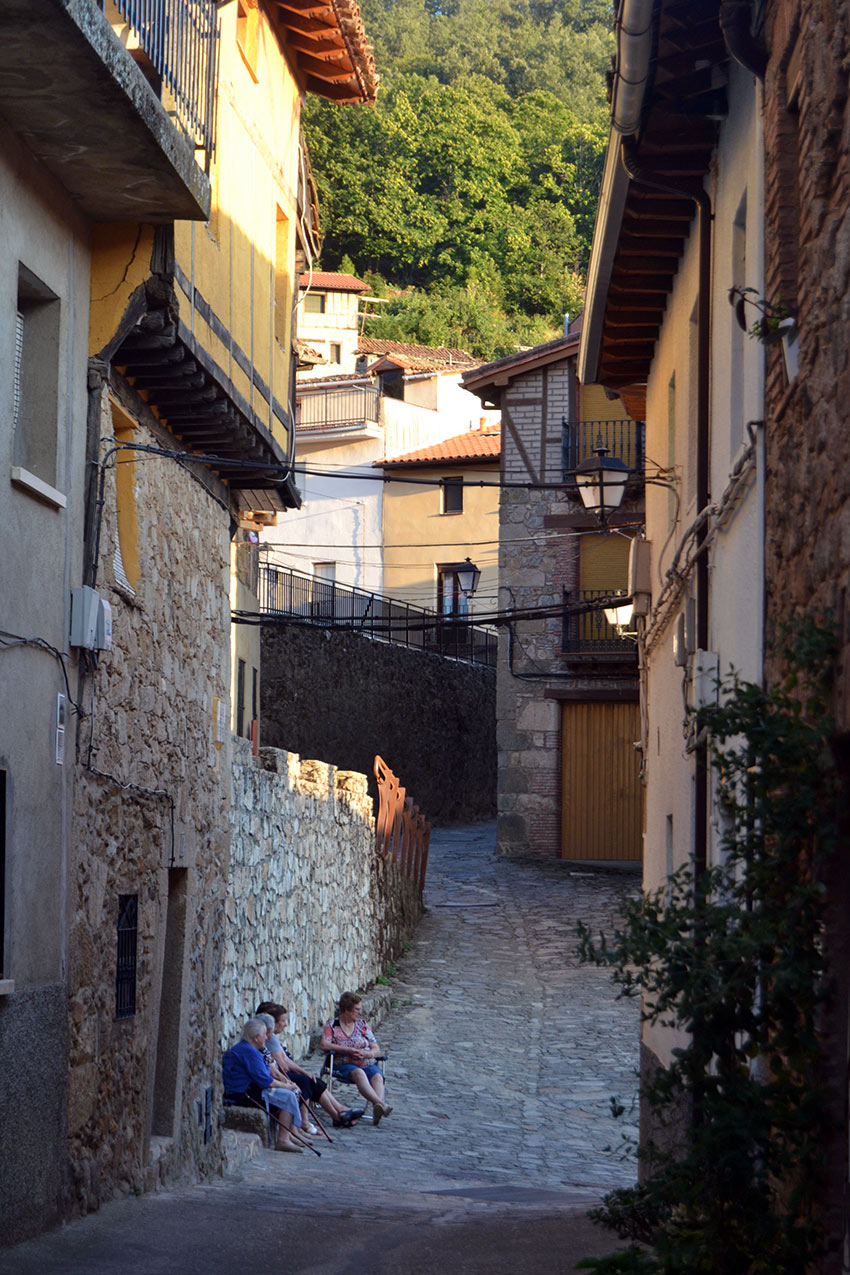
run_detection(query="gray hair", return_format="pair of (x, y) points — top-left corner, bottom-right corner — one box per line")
(242, 1017), (268, 1042)
(256, 1012), (275, 1034)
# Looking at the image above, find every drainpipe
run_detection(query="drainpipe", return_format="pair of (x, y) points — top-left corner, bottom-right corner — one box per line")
(620, 138), (712, 881)
(611, 0), (657, 137)
(719, 0), (767, 82)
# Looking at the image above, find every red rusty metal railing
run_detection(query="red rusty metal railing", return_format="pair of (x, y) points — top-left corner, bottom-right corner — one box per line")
(374, 755), (431, 890)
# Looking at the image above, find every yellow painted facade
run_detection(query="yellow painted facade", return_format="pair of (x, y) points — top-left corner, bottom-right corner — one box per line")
(381, 461), (500, 619)
(174, 2), (302, 452)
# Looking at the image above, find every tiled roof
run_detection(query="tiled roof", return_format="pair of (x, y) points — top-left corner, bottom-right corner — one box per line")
(299, 272), (370, 292)
(379, 427), (501, 467)
(271, 0), (378, 106)
(359, 337), (478, 371)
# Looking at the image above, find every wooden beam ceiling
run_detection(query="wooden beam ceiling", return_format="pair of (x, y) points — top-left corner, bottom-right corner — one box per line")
(596, 0), (726, 386)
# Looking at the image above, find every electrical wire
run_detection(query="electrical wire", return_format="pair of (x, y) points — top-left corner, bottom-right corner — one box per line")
(0, 630), (84, 716)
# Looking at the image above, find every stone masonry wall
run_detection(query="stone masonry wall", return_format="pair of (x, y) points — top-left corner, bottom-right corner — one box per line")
(260, 625), (495, 823)
(68, 385), (232, 1216)
(763, 4), (850, 1266)
(498, 363), (639, 856)
(224, 739), (422, 1057)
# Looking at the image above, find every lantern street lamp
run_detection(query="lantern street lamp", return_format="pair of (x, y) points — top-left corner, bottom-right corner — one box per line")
(456, 557), (481, 598)
(573, 440), (630, 525)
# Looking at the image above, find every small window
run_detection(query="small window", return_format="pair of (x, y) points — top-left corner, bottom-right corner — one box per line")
(12, 264), (61, 497)
(274, 206), (291, 347)
(251, 666), (258, 732)
(330, 342), (341, 363)
(236, 658), (246, 737)
(116, 894), (138, 1019)
(442, 476), (463, 514)
(437, 565), (469, 619)
(236, 0), (259, 79)
(303, 293), (326, 315)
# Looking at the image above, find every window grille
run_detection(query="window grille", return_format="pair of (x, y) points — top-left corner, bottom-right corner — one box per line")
(116, 894), (138, 1019)
(13, 311), (23, 427)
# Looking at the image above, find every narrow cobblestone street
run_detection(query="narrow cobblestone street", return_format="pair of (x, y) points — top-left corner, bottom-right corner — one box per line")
(3, 824), (640, 1274)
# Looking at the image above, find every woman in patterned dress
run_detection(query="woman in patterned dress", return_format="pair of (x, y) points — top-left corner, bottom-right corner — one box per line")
(321, 991), (392, 1125)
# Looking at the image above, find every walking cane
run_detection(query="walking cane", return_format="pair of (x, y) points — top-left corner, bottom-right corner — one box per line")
(243, 1094), (321, 1157)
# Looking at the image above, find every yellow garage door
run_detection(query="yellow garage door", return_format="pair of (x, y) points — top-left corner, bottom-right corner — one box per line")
(561, 701), (642, 861)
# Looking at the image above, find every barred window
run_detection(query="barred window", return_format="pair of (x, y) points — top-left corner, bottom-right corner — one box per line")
(116, 894), (138, 1019)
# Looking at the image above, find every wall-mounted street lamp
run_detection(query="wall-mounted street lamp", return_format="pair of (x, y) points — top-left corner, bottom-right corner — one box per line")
(603, 599), (636, 637)
(573, 440), (630, 525)
(456, 557), (481, 597)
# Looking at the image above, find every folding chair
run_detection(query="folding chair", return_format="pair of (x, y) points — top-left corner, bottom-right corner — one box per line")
(319, 1052), (388, 1124)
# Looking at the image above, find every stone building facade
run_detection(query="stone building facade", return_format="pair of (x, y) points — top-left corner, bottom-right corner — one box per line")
(762, 1), (850, 1262)
(0, 1), (212, 1245)
(68, 385), (233, 1214)
(463, 337), (643, 860)
(260, 624), (496, 823)
(224, 740), (422, 1059)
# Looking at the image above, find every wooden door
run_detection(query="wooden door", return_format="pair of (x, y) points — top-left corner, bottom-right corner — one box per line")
(561, 701), (642, 861)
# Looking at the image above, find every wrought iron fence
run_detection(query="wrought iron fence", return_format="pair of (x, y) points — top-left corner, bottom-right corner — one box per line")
(105, 0), (219, 162)
(562, 589), (638, 655)
(296, 385), (381, 430)
(259, 563), (497, 668)
(562, 418), (645, 479)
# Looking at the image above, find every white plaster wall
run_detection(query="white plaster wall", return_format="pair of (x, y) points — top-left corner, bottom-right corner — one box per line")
(708, 61), (765, 689)
(0, 130), (89, 989)
(297, 288), (361, 373)
(640, 64), (765, 1064)
(264, 435), (385, 593)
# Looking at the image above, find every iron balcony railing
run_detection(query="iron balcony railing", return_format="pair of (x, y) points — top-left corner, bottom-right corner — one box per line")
(562, 418), (645, 480)
(296, 385), (381, 431)
(104, 0), (220, 165)
(259, 563), (497, 668)
(562, 589), (638, 656)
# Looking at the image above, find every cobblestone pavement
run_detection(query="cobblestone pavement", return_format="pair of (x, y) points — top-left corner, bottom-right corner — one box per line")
(3, 823), (640, 1275)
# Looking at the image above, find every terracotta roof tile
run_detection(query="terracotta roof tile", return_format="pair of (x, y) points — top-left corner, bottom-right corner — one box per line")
(299, 272), (370, 292)
(379, 427), (501, 467)
(359, 337), (478, 370)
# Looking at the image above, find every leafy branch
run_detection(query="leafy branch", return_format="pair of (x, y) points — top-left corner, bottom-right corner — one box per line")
(577, 617), (839, 1273)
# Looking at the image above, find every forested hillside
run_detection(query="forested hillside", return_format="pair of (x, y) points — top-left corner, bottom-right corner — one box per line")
(303, 0), (615, 359)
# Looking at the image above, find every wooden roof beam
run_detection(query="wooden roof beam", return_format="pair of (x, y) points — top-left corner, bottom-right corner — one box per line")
(297, 51), (355, 80)
(284, 30), (346, 57)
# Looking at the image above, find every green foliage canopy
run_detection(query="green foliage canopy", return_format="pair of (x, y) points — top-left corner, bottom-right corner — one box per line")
(303, 0), (613, 359)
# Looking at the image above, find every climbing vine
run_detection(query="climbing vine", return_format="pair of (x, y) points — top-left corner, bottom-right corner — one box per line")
(577, 618), (839, 1273)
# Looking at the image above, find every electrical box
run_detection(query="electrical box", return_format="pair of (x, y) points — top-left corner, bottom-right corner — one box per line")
(70, 586), (99, 649)
(70, 586), (113, 650)
(96, 598), (113, 651)
(628, 538), (652, 614)
(695, 650), (720, 708)
(673, 613), (688, 667)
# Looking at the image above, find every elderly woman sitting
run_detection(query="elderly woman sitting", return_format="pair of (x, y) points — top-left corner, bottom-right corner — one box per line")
(257, 1002), (362, 1129)
(222, 1018), (305, 1152)
(321, 991), (392, 1126)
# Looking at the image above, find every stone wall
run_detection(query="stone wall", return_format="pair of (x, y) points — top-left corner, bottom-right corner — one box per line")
(224, 740), (422, 1057)
(68, 384), (232, 1216)
(763, 4), (850, 1265)
(260, 625), (496, 824)
(498, 363), (640, 857)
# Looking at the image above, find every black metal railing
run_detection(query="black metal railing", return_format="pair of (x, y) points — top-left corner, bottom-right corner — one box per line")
(562, 589), (638, 655)
(296, 385), (381, 430)
(105, 0), (220, 163)
(562, 418), (645, 479)
(258, 563), (497, 668)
